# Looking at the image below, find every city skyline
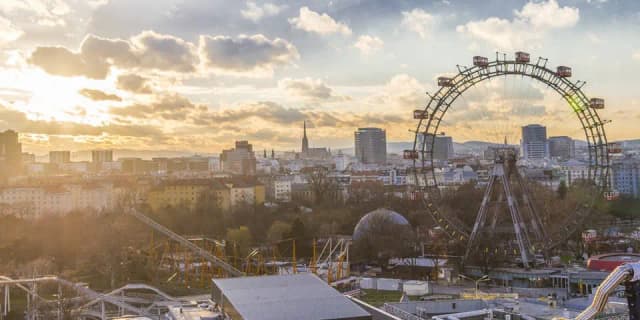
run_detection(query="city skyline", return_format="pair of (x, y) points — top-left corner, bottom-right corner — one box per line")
(0, 1), (638, 155)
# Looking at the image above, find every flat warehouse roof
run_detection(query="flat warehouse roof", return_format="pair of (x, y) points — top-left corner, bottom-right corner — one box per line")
(212, 273), (371, 320)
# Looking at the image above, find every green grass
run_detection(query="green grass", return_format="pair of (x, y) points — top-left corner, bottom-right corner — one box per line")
(359, 289), (406, 307)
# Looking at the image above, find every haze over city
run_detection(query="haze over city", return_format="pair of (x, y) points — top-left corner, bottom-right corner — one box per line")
(0, 0), (638, 155)
(3, 1), (640, 320)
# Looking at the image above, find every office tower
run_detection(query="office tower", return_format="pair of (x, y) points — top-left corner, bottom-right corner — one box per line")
(420, 133), (454, 161)
(548, 136), (575, 160)
(521, 124), (547, 160)
(91, 150), (114, 163)
(354, 128), (387, 165)
(220, 140), (257, 176)
(611, 157), (640, 198)
(0, 130), (22, 179)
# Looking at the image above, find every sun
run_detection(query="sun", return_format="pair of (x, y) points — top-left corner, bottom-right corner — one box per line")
(0, 66), (118, 126)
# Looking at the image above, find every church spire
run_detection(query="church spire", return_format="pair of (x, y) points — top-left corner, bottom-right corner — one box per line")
(302, 120), (309, 153)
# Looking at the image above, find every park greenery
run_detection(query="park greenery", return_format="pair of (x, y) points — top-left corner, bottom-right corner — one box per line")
(0, 179), (637, 296)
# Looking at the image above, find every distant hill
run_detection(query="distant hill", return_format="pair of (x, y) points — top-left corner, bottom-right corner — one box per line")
(32, 138), (639, 162)
(336, 140), (510, 156)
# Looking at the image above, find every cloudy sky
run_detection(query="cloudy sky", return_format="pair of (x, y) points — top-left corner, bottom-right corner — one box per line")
(0, 0), (639, 155)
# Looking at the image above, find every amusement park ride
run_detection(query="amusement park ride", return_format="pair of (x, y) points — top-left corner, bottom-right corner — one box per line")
(131, 207), (350, 284)
(1, 51), (638, 320)
(0, 207), (352, 319)
(406, 51), (612, 268)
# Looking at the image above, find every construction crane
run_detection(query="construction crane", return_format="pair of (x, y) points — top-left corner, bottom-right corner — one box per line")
(127, 208), (244, 277)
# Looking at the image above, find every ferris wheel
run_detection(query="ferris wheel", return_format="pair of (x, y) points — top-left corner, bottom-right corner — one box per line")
(406, 52), (611, 267)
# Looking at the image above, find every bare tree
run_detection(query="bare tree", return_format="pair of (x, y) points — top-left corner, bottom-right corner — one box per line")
(303, 166), (337, 205)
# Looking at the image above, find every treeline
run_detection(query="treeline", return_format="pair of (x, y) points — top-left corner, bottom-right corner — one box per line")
(0, 182), (424, 290)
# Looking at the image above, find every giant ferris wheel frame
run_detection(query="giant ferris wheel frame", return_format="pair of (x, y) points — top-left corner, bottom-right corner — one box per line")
(410, 52), (610, 250)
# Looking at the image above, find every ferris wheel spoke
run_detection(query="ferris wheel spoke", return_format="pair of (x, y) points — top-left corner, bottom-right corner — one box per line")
(410, 52), (610, 264)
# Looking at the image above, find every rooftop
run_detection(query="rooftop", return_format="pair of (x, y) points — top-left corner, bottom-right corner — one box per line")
(167, 304), (223, 320)
(212, 273), (371, 320)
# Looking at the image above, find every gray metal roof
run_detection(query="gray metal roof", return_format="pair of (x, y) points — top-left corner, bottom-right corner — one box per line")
(212, 273), (371, 320)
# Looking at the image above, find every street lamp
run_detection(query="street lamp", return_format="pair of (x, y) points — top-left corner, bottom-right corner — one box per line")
(459, 274), (490, 297)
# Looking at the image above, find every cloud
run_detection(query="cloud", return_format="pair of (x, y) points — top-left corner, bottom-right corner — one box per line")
(633, 51), (640, 61)
(246, 128), (298, 143)
(199, 34), (299, 76)
(29, 31), (198, 79)
(241, 2), (284, 22)
(278, 77), (345, 100)
(110, 95), (403, 132)
(195, 101), (405, 130)
(511, 104), (546, 117)
(0, 104), (162, 138)
(0, 0), (71, 27)
(515, 0), (579, 29)
(456, 0), (579, 50)
(369, 74), (426, 110)
(0, 16), (23, 44)
(110, 94), (199, 121)
(29, 45), (110, 78)
(445, 79), (547, 125)
(353, 35), (384, 55)
(30, 29), (299, 79)
(401, 9), (434, 39)
(79, 88), (122, 101)
(87, 0), (109, 8)
(195, 101), (306, 125)
(288, 7), (352, 36)
(130, 31), (198, 73)
(116, 74), (152, 94)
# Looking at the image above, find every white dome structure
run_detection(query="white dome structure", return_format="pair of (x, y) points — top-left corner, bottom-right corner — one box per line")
(353, 208), (410, 240)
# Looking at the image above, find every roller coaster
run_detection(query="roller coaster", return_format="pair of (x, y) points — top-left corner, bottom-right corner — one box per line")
(2, 208), (640, 320)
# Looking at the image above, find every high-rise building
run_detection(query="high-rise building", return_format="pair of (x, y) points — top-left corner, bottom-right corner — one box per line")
(0, 130), (22, 179)
(548, 136), (574, 160)
(220, 141), (257, 176)
(22, 153), (35, 164)
(91, 150), (113, 163)
(355, 128), (387, 165)
(420, 133), (454, 161)
(50, 151), (71, 164)
(521, 124), (547, 160)
(611, 156), (640, 198)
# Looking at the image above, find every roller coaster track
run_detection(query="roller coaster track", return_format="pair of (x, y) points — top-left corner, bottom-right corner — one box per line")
(127, 208), (244, 277)
(0, 276), (152, 318)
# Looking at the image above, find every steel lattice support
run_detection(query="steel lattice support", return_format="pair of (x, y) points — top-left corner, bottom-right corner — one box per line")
(410, 53), (610, 252)
(464, 149), (537, 268)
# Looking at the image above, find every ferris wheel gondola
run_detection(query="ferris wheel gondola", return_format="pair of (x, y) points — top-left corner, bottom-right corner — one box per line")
(409, 51), (611, 266)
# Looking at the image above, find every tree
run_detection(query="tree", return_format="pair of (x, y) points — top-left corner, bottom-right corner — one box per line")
(557, 180), (568, 200)
(267, 221), (291, 242)
(193, 188), (225, 236)
(348, 181), (385, 207)
(285, 218), (312, 256)
(608, 197), (640, 220)
(304, 166), (337, 205)
(424, 236), (448, 281)
(226, 226), (252, 257)
(287, 218), (306, 240)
